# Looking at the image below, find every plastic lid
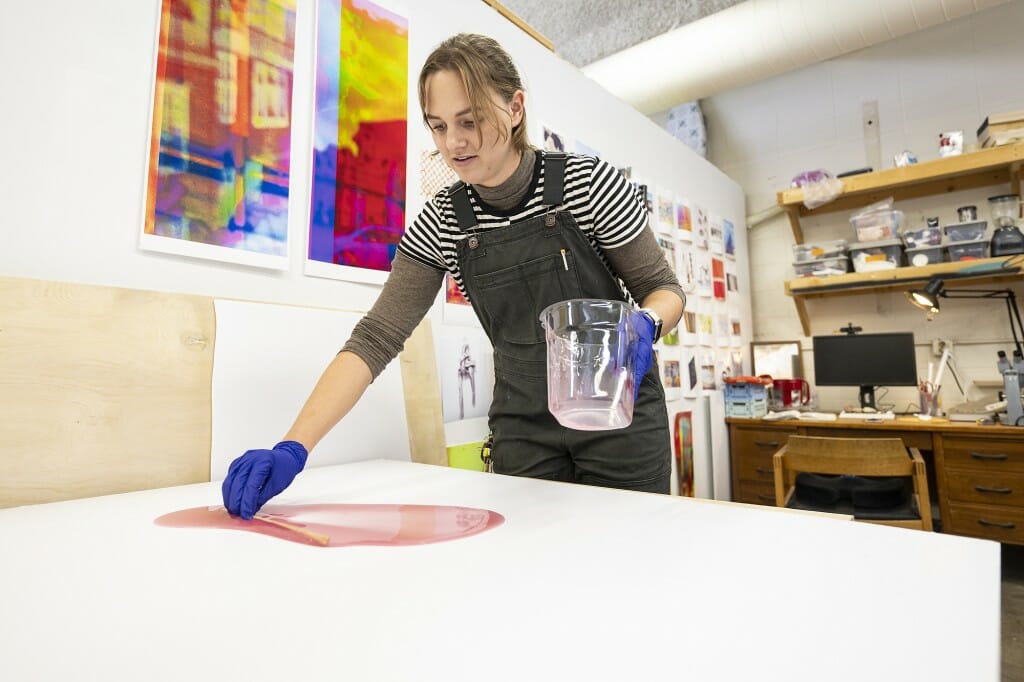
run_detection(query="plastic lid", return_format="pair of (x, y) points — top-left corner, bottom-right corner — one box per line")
(944, 239), (988, 246)
(791, 256), (849, 266)
(905, 244), (942, 252)
(988, 194), (1019, 201)
(849, 238), (902, 249)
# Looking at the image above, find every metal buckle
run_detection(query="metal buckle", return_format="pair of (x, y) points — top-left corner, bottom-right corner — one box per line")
(468, 235), (479, 249)
(544, 209), (557, 227)
(480, 433), (494, 473)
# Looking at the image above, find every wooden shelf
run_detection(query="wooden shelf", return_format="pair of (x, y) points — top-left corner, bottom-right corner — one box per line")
(776, 143), (1024, 334)
(785, 257), (1023, 336)
(777, 142), (1024, 243)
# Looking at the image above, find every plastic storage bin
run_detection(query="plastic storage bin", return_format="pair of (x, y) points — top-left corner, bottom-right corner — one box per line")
(946, 239), (989, 261)
(725, 399), (768, 418)
(792, 239), (848, 262)
(850, 209), (904, 241)
(724, 381), (768, 402)
(900, 225), (942, 248)
(905, 245), (944, 266)
(849, 238), (903, 272)
(944, 220), (987, 242)
(792, 256), (850, 278)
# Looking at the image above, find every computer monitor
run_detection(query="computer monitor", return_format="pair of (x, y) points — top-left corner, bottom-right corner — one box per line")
(812, 332), (918, 410)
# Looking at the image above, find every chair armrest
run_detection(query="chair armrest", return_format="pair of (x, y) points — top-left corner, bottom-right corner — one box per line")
(773, 448), (787, 507)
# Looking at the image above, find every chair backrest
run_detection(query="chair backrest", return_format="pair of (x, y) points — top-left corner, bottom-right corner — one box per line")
(776, 436), (914, 476)
(773, 435), (932, 531)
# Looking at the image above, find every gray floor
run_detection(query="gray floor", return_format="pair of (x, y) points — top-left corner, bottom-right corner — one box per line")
(1003, 544), (1024, 681)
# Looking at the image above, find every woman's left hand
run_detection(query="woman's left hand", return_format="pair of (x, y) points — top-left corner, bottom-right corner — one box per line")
(630, 312), (656, 400)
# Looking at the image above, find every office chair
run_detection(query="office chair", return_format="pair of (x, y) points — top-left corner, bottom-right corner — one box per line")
(773, 436), (933, 531)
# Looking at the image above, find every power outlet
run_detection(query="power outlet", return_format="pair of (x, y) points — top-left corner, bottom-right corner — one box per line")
(932, 338), (953, 356)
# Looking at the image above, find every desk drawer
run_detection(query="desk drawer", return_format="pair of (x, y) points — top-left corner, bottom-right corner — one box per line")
(942, 436), (1024, 473)
(736, 452), (777, 483)
(945, 502), (1024, 544)
(735, 479), (777, 507)
(945, 469), (1024, 508)
(731, 425), (797, 456)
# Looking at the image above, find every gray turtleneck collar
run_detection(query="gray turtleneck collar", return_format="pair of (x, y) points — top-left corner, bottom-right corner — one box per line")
(472, 149), (537, 211)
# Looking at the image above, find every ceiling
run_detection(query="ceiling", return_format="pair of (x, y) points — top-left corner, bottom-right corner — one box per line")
(501, 0), (1012, 114)
(499, 0), (746, 68)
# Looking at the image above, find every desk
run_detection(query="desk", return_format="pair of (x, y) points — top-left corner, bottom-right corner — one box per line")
(727, 417), (1024, 544)
(0, 460), (999, 681)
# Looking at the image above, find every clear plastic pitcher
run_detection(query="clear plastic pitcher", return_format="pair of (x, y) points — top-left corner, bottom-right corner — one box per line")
(539, 299), (638, 431)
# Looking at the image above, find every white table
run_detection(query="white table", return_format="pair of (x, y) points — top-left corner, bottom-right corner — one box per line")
(0, 460), (1000, 681)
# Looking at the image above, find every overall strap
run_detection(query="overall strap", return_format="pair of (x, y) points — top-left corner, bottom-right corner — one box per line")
(542, 152), (566, 206)
(448, 181), (477, 230)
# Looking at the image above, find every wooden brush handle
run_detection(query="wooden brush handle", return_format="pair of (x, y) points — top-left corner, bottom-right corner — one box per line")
(255, 515), (330, 546)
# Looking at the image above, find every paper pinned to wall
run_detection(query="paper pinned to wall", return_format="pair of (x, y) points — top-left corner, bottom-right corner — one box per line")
(210, 299), (410, 481)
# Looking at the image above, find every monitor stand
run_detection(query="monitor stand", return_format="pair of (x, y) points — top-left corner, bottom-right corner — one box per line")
(859, 385), (876, 411)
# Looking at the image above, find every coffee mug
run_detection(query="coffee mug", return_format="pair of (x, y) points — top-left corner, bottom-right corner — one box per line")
(773, 378), (810, 407)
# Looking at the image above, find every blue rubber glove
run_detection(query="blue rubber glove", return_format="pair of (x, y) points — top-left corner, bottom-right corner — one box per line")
(630, 311), (656, 401)
(221, 441), (308, 519)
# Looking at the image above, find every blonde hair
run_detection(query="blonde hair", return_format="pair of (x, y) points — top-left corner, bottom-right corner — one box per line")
(418, 33), (531, 153)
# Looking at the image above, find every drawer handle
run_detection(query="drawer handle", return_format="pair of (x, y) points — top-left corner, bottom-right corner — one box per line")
(974, 485), (1013, 495)
(978, 519), (1016, 530)
(970, 452), (1008, 461)
(754, 440), (780, 448)
(756, 494), (776, 503)
(755, 467), (774, 475)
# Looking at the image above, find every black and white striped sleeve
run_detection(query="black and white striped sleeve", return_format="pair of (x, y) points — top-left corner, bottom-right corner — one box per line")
(587, 158), (648, 249)
(396, 194), (449, 271)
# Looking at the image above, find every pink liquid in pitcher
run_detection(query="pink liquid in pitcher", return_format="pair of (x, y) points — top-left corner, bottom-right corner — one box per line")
(155, 503), (505, 547)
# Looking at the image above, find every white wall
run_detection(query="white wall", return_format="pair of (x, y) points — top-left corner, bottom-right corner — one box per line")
(690, 0), (1024, 412)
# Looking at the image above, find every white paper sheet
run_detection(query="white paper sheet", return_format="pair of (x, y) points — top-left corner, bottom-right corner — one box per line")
(210, 299), (410, 480)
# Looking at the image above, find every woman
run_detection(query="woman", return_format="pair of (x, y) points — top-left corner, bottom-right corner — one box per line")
(222, 34), (685, 519)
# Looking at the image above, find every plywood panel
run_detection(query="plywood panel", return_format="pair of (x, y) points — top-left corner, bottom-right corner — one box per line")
(0, 277), (214, 507)
(400, 318), (447, 466)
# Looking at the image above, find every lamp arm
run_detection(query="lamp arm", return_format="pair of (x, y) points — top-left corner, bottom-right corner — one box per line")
(938, 288), (1024, 357)
(1006, 291), (1024, 358)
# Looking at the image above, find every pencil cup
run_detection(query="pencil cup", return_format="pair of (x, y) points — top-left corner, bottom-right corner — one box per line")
(919, 389), (940, 417)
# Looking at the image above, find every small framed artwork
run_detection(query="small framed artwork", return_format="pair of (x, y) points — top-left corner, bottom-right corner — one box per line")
(751, 341), (803, 379)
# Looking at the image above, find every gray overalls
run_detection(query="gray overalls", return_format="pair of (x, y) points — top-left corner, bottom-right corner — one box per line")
(450, 152), (671, 493)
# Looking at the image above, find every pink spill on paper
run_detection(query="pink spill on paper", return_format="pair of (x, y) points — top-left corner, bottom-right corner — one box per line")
(155, 503), (504, 547)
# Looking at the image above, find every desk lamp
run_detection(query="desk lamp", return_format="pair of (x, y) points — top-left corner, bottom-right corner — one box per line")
(906, 277), (1024, 425)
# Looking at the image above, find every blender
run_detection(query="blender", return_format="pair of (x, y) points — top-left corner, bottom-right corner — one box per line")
(988, 194), (1024, 256)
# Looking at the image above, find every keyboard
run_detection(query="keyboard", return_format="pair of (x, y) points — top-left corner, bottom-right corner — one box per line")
(762, 410), (837, 421)
(838, 410), (895, 421)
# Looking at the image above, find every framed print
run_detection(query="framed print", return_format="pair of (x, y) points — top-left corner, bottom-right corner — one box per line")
(674, 411), (694, 497)
(306, 0), (409, 284)
(751, 340), (803, 379)
(141, 0), (298, 269)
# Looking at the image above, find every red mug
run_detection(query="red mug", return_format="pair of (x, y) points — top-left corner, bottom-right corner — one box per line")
(773, 378), (810, 407)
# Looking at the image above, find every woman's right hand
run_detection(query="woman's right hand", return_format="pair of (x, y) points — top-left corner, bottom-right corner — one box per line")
(221, 441), (308, 519)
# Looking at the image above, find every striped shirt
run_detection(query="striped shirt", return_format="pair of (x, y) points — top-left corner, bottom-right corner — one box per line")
(397, 151), (648, 301)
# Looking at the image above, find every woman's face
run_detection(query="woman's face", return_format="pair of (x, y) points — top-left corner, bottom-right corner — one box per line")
(423, 69), (523, 188)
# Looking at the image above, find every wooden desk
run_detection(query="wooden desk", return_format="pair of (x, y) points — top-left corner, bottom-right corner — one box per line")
(0, 460), (1000, 681)
(727, 417), (1024, 544)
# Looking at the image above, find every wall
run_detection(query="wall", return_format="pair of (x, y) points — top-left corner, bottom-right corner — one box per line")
(689, 0), (1024, 412)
